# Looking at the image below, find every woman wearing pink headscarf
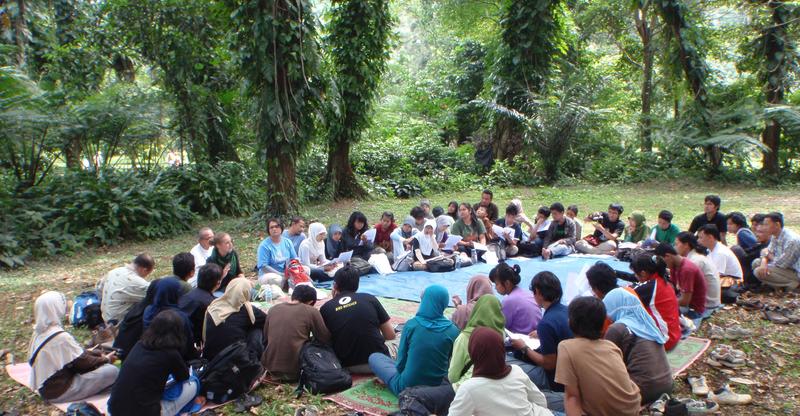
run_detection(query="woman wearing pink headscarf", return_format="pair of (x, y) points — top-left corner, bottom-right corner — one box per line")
(450, 275), (494, 329)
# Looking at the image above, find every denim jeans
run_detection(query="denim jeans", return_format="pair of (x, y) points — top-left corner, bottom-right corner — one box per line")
(548, 243), (574, 258)
(160, 378), (199, 416)
(368, 353), (400, 395)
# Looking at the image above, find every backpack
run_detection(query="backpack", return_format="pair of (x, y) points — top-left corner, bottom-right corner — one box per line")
(296, 342), (352, 396)
(70, 292), (103, 329)
(426, 255), (457, 273)
(65, 403), (102, 416)
(284, 259), (311, 289)
(200, 341), (263, 403)
(347, 257), (374, 276)
(393, 383), (456, 416)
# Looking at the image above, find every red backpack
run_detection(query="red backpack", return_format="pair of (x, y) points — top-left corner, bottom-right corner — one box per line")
(284, 259), (311, 291)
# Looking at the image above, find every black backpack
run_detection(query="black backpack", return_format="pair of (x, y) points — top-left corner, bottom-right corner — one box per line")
(200, 341), (263, 403)
(296, 342), (352, 396)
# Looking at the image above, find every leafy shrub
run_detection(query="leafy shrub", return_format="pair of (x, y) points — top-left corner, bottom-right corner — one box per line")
(0, 170), (197, 267)
(156, 162), (263, 217)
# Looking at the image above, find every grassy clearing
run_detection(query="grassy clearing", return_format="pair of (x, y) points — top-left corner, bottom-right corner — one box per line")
(1, 180), (799, 415)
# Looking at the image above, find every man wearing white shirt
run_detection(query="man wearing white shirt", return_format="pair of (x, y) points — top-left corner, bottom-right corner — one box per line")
(189, 227), (214, 286)
(697, 224), (742, 280)
(97, 254), (154, 324)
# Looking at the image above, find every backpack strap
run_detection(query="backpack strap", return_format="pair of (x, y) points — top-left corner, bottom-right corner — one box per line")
(29, 331), (66, 366)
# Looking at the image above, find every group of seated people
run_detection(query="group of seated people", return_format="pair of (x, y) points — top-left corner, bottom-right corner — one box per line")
(25, 191), (799, 415)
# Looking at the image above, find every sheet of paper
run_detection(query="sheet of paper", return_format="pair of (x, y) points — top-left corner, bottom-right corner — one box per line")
(472, 242), (488, 252)
(337, 250), (353, 264)
(505, 329), (541, 350)
(492, 224), (505, 238)
(443, 235), (462, 251)
(363, 228), (377, 243)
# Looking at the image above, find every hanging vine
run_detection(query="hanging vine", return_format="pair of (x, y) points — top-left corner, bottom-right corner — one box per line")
(233, 0), (322, 216)
(324, 0), (393, 199)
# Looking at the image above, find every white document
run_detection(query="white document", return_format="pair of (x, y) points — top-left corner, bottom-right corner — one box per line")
(505, 329), (541, 350)
(493, 225), (518, 241)
(322, 250), (353, 266)
(562, 264), (594, 305)
(368, 252), (395, 275)
(617, 242), (638, 250)
(363, 228), (377, 244)
(443, 235), (462, 251)
(472, 242), (488, 252)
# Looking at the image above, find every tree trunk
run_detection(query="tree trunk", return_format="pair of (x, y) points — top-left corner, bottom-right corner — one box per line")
(14, 0), (26, 67)
(657, 0), (718, 173)
(265, 154), (298, 218)
(635, 6), (655, 152)
(326, 140), (366, 200)
(492, 117), (524, 162)
(63, 134), (83, 170)
(761, 0), (786, 175)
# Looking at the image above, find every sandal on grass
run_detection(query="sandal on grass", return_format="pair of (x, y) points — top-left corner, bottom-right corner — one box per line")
(681, 398), (719, 414)
(736, 298), (764, 311)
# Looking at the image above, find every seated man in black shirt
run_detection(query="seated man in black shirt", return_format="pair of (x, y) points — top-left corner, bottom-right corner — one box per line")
(688, 194), (727, 245)
(575, 203), (625, 255)
(178, 263), (222, 345)
(495, 204), (527, 257)
(320, 266), (397, 374)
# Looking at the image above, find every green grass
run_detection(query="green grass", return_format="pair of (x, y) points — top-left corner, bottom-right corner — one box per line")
(2, 179), (800, 415)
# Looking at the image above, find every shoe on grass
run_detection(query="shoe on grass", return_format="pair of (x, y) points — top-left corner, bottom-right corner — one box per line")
(763, 307), (791, 324)
(724, 326), (753, 339)
(708, 384), (752, 405)
(681, 398), (720, 414)
(650, 393), (670, 414)
(686, 375), (709, 396)
(707, 324), (725, 340)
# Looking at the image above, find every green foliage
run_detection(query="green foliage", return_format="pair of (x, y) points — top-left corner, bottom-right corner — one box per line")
(0, 171), (196, 267)
(233, 0), (322, 215)
(156, 162), (263, 218)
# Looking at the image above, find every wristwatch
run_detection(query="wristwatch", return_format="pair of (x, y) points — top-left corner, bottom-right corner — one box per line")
(521, 346), (530, 355)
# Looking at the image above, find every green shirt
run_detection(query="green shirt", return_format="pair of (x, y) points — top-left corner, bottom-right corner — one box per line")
(653, 223), (680, 245)
(451, 218), (487, 239)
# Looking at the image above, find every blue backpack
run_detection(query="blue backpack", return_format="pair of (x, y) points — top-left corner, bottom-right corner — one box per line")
(70, 291), (103, 328)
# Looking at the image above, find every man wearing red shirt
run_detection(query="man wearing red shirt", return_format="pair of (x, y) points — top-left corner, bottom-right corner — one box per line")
(655, 244), (708, 319)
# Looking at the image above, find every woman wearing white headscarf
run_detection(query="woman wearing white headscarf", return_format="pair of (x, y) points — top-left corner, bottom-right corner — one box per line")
(435, 215), (454, 248)
(29, 291), (118, 403)
(412, 220), (441, 271)
(298, 222), (338, 281)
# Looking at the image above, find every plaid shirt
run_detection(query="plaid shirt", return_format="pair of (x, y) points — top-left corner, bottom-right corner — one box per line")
(767, 228), (800, 272)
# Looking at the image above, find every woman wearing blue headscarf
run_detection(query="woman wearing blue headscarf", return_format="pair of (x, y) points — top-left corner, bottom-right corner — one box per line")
(602, 287), (673, 404)
(369, 285), (460, 395)
(143, 278), (197, 360)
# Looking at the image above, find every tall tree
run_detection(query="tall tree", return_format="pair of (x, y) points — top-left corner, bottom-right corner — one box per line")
(656, 0), (720, 172)
(108, 0), (240, 164)
(632, 0), (657, 152)
(491, 0), (566, 162)
(324, 0), (393, 200)
(234, 0), (322, 216)
(752, 1), (796, 175)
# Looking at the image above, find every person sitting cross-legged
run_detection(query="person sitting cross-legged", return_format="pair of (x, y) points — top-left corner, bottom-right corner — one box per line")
(555, 296), (641, 416)
(262, 285), (331, 382)
(448, 327), (552, 416)
(298, 222), (338, 282)
(282, 216), (307, 253)
(674, 232), (721, 310)
(630, 254), (681, 351)
(623, 211), (650, 244)
(655, 243), (709, 322)
(648, 210), (680, 246)
(752, 212), (800, 292)
(586, 262), (673, 404)
(575, 203), (625, 255)
(109, 310), (200, 416)
(98, 254), (155, 325)
(368, 285), (460, 396)
(506, 271), (573, 413)
(697, 224), (743, 286)
(540, 203), (578, 261)
(206, 232), (245, 292)
(202, 278), (267, 361)
(448, 295), (505, 384)
(179, 263), (222, 346)
(321, 266), (397, 374)
(189, 227), (214, 285)
(490, 263), (541, 335)
(29, 292), (119, 404)
(688, 194), (728, 245)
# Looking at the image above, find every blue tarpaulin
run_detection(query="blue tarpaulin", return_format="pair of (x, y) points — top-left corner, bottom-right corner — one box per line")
(316, 255), (633, 306)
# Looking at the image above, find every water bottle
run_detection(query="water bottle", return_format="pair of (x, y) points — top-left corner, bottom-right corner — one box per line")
(265, 285), (273, 303)
(471, 248), (478, 265)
